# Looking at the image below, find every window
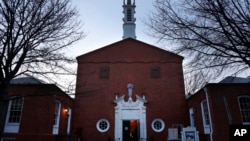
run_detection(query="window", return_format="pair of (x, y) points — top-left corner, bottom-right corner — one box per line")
(53, 100), (61, 134)
(4, 97), (23, 133)
(238, 96), (250, 124)
(96, 119), (110, 132)
(127, 8), (132, 21)
(1, 138), (16, 141)
(54, 101), (61, 126)
(7, 98), (23, 123)
(99, 66), (109, 79)
(189, 108), (195, 127)
(150, 66), (161, 78)
(201, 100), (210, 134)
(66, 108), (72, 134)
(201, 100), (210, 125)
(151, 119), (165, 132)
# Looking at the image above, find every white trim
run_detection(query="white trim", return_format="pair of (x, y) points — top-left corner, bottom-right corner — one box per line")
(53, 100), (61, 135)
(201, 99), (210, 134)
(4, 97), (24, 133)
(238, 95), (250, 125)
(114, 95), (147, 141)
(67, 108), (72, 134)
(204, 87), (213, 141)
(96, 119), (110, 132)
(181, 127), (199, 141)
(189, 108), (195, 127)
(151, 118), (165, 132)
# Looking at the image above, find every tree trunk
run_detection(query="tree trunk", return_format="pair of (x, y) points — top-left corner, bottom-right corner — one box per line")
(0, 83), (9, 137)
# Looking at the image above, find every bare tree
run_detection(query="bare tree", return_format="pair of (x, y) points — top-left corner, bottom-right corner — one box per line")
(0, 0), (84, 134)
(146, 0), (250, 93)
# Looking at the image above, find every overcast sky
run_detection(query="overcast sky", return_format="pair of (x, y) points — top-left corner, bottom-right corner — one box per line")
(70, 0), (158, 57)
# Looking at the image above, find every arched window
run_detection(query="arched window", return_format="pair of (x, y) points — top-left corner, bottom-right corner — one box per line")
(238, 96), (250, 124)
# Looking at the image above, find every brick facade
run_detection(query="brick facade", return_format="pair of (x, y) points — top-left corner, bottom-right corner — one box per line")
(73, 38), (189, 141)
(2, 38), (248, 141)
(2, 84), (73, 141)
(187, 83), (250, 141)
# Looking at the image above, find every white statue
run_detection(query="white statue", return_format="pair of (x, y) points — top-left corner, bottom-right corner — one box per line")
(127, 83), (133, 97)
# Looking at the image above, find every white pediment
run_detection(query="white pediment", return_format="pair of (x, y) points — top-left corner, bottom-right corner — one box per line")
(113, 95), (147, 110)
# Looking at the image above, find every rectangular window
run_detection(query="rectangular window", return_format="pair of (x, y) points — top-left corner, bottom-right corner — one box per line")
(201, 100), (210, 125)
(53, 100), (61, 134)
(127, 9), (132, 21)
(189, 108), (195, 127)
(54, 101), (61, 126)
(150, 66), (161, 78)
(8, 98), (23, 123)
(4, 97), (23, 133)
(201, 99), (210, 134)
(99, 66), (109, 79)
(238, 96), (250, 124)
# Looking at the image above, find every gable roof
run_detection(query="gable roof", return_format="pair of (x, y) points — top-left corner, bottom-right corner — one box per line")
(77, 38), (183, 63)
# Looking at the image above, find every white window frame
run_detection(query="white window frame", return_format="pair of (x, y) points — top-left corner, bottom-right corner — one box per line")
(151, 118), (165, 132)
(201, 99), (210, 134)
(238, 96), (250, 125)
(66, 107), (72, 134)
(53, 100), (61, 134)
(189, 108), (195, 127)
(4, 97), (24, 133)
(96, 119), (110, 132)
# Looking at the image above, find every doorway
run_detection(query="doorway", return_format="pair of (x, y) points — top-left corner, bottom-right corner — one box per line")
(114, 95), (147, 140)
(123, 120), (140, 141)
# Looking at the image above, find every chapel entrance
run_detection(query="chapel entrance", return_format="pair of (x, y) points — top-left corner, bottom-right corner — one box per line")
(123, 120), (140, 141)
(114, 83), (147, 141)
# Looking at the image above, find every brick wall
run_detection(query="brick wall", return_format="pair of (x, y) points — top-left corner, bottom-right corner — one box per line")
(187, 84), (250, 141)
(3, 84), (73, 141)
(74, 38), (189, 141)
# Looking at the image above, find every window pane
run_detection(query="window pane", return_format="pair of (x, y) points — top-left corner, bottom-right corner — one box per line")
(150, 66), (161, 78)
(54, 101), (61, 125)
(99, 121), (108, 130)
(96, 119), (110, 132)
(99, 66), (109, 79)
(154, 121), (162, 130)
(201, 100), (210, 125)
(127, 9), (132, 21)
(8, 98), (23, 123)
(239, 96), (250, 123)
(151, 119), (165, 132)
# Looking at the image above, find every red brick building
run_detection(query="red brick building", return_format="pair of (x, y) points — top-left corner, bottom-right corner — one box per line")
(2, 1), (250, 141)
(187, 77), (250, 141)
(73, 38), (189, 141)
(1, 77), (74, 141)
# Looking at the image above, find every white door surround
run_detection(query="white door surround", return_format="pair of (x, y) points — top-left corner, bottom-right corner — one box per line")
(113, 83), (147, 141)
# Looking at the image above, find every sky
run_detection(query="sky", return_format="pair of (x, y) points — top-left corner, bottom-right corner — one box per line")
(69, 0), (159, 57)
(43, 0), (249, 94)
(40, 0), (161, 94)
